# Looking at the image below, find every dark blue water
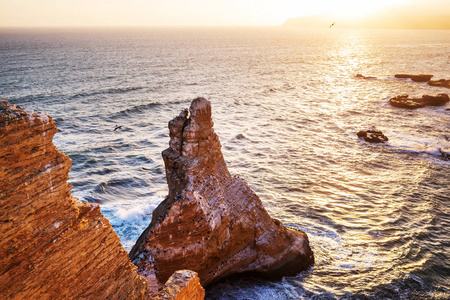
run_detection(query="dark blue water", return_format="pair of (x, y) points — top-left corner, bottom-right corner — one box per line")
(1, 27), (449, 299)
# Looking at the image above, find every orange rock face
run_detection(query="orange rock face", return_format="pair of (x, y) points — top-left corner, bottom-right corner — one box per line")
(156, 270), (205, 300)
(0, 99), (150, 299)
(130, 98), (314, 287)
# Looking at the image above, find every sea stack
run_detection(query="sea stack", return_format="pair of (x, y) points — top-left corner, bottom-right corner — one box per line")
(130, 97), (314, 287)
(0, 99), (205, 299)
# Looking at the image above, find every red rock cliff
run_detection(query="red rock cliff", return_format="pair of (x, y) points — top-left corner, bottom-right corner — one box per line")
(0, 99), (151, 299)
(130, 97), (314, 287)
(0, 98), (205, 300)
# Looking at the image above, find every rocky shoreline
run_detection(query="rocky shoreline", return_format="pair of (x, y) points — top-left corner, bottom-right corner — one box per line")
(0, 98), (313, 299)
(0, 99), (204, 299)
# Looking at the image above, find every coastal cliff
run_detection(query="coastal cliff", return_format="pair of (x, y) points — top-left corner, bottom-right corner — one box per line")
(0, 99), (204, 300)
(130, 98), (314, 287)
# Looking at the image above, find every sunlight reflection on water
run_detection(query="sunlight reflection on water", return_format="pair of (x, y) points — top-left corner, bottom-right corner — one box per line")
(1, 27), (449, 299)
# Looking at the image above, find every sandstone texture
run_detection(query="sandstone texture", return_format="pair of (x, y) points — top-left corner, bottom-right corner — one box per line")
(357, 128), (389, 143)
(156, 270), (204, 300)
(0, 99), (151, 299)
(389, 93), (449, 109)
(130, 97), (314, 287)
(0, 99), (205, 300)
(395, 74), (433, 82)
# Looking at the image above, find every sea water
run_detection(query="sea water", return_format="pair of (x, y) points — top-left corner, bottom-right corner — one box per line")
(1, 27), (449, 299)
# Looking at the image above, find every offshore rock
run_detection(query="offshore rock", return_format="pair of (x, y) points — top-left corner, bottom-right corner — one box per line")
(428, 79), (450, 89)
(357, 128), (389, 143)
(389, 93), (449, 109)
(130, 97), (314, 287)
(439, 148), (450, 161)
(395, 74), (433, 82)
(356, 74), (376, 80)
(0, 99), (205, 299)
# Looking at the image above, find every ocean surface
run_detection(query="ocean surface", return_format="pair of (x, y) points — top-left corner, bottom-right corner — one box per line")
(1, 27), (449, 299)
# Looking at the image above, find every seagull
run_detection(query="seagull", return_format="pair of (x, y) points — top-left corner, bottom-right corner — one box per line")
(329, 22), (335, 28)
(114, 125), (122, 131)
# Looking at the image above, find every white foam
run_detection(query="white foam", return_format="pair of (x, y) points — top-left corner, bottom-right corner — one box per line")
(99, 198), (160, 252)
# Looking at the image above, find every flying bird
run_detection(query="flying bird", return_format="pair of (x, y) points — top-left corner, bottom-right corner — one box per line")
(329, 22), (335, 28)
(114, 125), (122, 131)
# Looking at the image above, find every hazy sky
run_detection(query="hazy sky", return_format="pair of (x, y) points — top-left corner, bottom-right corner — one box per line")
(1, 0), (449, 27)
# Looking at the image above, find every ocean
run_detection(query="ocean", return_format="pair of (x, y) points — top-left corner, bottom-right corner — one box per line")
(1, 27), (449, 299)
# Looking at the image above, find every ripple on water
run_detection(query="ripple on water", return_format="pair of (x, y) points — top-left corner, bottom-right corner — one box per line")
(2, 27), (449, 299)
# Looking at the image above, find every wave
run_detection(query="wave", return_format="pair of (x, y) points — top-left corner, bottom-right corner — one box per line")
(112, 102), (163, 118)
(85, 177), (150, 203)
(70, 86), (144, 99)
(111, 98), (191, 118)
(9, 93), (50, 104)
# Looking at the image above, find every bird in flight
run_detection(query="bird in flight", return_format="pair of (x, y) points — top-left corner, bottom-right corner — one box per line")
(329, 22), (335, 28)
(114, 125), (123, 131)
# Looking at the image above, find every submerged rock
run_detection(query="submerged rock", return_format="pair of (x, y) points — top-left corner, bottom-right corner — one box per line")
(395, 74), (433, 82)
(439, 148), (450, 161)
(357, 128), (389, 143)
(130, 97), (314, 287)
(356, 74), (376, 80)
(389, 93), (449, 109)
(428, 79), (450, 89)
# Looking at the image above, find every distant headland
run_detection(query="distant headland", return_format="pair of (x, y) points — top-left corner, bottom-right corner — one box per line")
(284, 12), (450, 30)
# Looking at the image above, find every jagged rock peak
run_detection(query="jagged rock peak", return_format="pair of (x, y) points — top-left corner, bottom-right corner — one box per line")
(130, 97), (314, 288)
(171, 97), (215, 158)
(190, 97), (212, 120)
(166, 97), (215, 158)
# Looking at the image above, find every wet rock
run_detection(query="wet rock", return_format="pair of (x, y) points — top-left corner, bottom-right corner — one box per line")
(439, 149), (450, 161)
(422, 94), (450, 106)
(357, 128), (389, 143)
(395, 74), (433, 82)
(428, 79), (450, 89)
(389, 93), (449, 109)
(130, 97), (314, 288)
(356, 74), (376, 80)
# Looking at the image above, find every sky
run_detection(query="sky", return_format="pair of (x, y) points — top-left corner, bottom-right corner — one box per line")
(0, 0), (449, 27)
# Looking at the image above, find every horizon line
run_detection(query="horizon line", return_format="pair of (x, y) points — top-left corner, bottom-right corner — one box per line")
(1, 25), (450, 31)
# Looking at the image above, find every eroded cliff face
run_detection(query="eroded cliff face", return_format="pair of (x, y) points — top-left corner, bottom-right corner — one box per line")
(0, 98), (206, 299)
(130, 97), (314, 287)
(0, 99), (151, 299)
